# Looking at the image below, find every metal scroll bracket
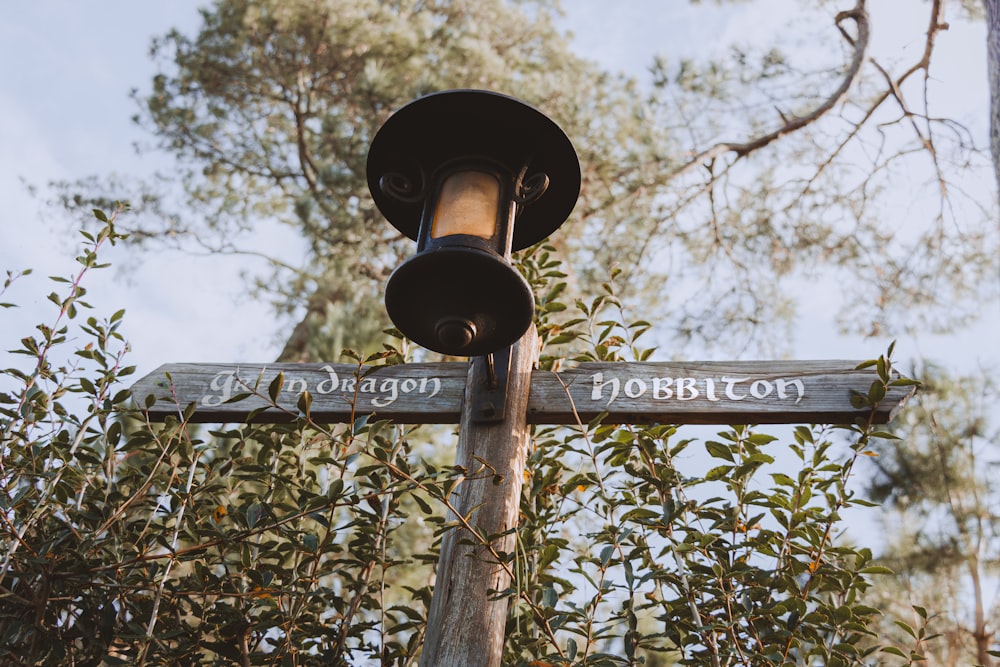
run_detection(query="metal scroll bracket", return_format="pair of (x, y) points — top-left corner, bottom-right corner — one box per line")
(469, 346), (512, 423)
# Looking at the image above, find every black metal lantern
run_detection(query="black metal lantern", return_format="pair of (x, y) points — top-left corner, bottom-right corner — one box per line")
(367, 90), (581, 356)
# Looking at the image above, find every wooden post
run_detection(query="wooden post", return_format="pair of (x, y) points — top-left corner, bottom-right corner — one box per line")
(421, 325), (539, 667)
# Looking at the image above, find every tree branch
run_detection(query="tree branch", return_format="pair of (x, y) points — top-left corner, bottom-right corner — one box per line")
(666, 0), (870, 182)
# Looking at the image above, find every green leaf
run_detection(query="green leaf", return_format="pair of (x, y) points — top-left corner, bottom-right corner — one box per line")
(352, 413), (370, 435)
(771, 472), (796, 487)
(893, 620), (917, 639)
(538, 544), (560, 571)
(297, 390), (312, 416)
(876, 356), (888, 382)
(268, 372), (284, 402)
(246, 502), (263, 529)
(706, 464), (734, 481)
(547, 333), (578, 345)
(622, 508), (659, 522)
(746, 433), (778, 446)
(411, 493), (433, 515)
(880, 646), (908, 658)
(867, 381), (886, 403)
(705, 440), (734, 461)
(600, 544), (614, 568)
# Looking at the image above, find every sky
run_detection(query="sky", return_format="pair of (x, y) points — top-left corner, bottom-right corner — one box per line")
(0, 1), (996, 384)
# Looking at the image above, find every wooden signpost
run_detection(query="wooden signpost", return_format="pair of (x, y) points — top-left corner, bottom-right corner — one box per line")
(130, 330), (913, 667)
(123, 88), (918, 666)
(131, 357), (911, 427)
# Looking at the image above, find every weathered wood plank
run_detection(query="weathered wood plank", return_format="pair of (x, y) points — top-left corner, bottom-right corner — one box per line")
(129, 362), (468, 424)
(129, 359), (914, 425)
(527, 360), (914, 425)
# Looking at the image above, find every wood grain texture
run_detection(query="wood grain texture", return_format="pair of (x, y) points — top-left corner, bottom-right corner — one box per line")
(421, 326), (539, 667)
(129, 362), (468, 423)
(131, 360), (913, 426)
(528, 360), (914, 425)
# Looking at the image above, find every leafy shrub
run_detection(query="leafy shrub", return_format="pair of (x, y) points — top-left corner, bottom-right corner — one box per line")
(1, 210), (919, 665)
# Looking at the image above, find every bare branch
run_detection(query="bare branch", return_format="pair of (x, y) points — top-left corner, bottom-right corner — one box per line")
(666, 0), (870, 182)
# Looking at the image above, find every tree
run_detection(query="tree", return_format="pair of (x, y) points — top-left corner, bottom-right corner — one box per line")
(864, 366), (1000, 667)
(62, 0), (659, 361)
(0, 210), (923, 665)
(53, 0), (998, 360)
(987, 0), (1000, 191)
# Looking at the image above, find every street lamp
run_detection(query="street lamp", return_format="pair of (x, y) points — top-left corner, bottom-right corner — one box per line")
(367, 90), (580, 356)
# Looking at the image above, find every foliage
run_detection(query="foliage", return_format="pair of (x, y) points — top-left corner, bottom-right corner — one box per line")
(57, 0), (657, 360)
(50, 0), (999, 359)
(0, 210), (449, 665)
(1, 211), (927, 665)
(864, 366), (1000, 667)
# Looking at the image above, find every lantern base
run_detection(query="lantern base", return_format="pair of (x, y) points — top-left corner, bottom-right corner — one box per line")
(384, 247), (534, 357)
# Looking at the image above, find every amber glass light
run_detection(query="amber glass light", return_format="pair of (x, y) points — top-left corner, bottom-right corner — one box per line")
(431, 171), (500, 240)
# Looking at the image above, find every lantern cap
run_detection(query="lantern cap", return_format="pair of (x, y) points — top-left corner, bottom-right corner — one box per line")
(367, 89), (581, 251)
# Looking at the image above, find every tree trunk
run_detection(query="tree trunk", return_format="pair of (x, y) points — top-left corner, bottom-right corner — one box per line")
(986, 0), (1000, 196)
(969, 551), (994, 667)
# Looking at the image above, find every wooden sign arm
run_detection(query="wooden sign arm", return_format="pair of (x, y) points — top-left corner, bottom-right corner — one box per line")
(129, 360), (914, 426)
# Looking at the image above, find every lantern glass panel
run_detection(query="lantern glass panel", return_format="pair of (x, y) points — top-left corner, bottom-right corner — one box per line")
(431, 171), (500, 240)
